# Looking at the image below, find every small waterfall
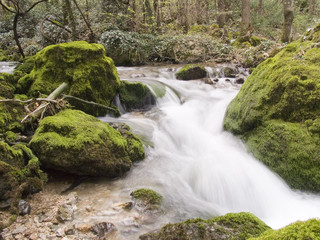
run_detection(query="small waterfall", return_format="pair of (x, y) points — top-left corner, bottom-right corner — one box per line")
(100, 66), (320, 231)
(0, 61), (17, 74)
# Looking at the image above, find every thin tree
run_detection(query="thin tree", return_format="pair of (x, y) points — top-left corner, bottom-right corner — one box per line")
(217, 0), (226, 28)
(0, 0), (48, 58)
(240, 0), (252, 40)
(281, 0), (294, 43)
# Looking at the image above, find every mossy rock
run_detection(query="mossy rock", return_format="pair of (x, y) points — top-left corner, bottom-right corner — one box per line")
(29, 109), (145, 177)
(16, 41), (120, 114)
(176, 64), (207, 80)
(224, 23), (320, 191)
(140, 212), (271, 240)
(0, 142), (46, 201)
(0, 73), (16, 98)
(0, 99), (25, 135)
(118, 80), (156, 112)
(131, 188), (162, 212)
(14, 56), (35, 74)
(250, 219), (320, 240)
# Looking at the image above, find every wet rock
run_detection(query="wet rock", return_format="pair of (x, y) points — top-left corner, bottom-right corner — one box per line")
(225, 78), (231, 82)
(18, 200), (31, 216)
(131, 73), (146, 78)
(56, 204), (74, 223)
(131, 189), (162, 214)
(176, 64), (207, 80)
(235, 78), (245, 84)
(12, 225), (27, 235)
(223, 66), (238, 78)
(91, 222), (116, 238)
(76, 224), (92, 233)
(65, 226), (75, 235)
(140, 212), (270, 240)
(118, 80), (156, 112)
(213, 78), (219, 82)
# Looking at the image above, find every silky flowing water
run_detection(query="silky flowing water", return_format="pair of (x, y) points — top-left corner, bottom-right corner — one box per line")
(1, 62), (320, 239)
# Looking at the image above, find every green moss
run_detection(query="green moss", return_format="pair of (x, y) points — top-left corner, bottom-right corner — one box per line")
(29, 109), (145, 177)
(119, 80), (156, 111)
(131, 188), (162, 205)
(0, 73), (15, 98)
(140, 212), (270, 240)
(14, 56), (35, 74)
(0, 99), (25, 134)
(175, 64), (207, 80)
(16, 41), (120, 111)
(250, 36), (262, 47)
(224, 24), (320, 191)
(250, 219), (320, 240)
(0, 142), (46, 201)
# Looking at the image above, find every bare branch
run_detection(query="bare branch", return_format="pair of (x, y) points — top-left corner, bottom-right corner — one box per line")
(26, 0), (47, 13)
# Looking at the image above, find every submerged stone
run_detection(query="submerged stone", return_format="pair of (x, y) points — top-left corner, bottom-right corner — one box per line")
(16, 41), (120, 116)
(29, 109), (145, 177)
(175, 64), (207, 80)
(224, 23), (320, 192)
(118, 80), (156, 112)
(131, 188), (162, 213)
(140, 212), (270, 240)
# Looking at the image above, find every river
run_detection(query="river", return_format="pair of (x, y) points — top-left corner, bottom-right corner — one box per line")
(1, 62), (320, 239)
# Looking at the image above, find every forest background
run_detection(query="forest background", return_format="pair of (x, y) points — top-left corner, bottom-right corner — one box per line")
(0, 0), (319, 66)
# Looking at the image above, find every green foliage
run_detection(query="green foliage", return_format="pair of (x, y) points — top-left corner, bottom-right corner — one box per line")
(224, 23), (320, 191)
(250, 219), (320, 240)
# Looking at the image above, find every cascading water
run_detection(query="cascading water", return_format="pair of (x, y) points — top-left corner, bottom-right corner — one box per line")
(0, 61), (17, 74)
(1, 61), (319, 239)
(97, 65), (320, 237)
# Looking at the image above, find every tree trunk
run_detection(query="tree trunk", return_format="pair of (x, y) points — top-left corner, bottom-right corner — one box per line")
(63, 0), (77, 40)
(13, 13), (25, 58)
(217, 0), (226, 28)
(258, 0), (264, 14)
(153, 0), (160, 29)
(281, 0), (294, 43)
(309, 0), (316, 15)
(240, 0), (252, 38)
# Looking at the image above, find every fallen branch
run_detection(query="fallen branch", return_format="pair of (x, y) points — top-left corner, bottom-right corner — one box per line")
(62, 94), (118, 113)
(21, 82), (68, 123)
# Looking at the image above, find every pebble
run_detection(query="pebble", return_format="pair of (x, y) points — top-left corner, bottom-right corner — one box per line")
(18, 200), (31, 216)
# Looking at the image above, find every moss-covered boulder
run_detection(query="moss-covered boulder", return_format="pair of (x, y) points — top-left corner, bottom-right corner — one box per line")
(118, 81), (156, 112)
(0, 100), (25, 135)
(131, 188), (162, 212)
(250, 219), (320, 240)
(224, 23), (320, 191)
(140, 212), (271, 240)
(16, 41), (120, 115)
(0, 142), (46, 201)
(29, 109), (145, 177)
(176, 64), (207, 80)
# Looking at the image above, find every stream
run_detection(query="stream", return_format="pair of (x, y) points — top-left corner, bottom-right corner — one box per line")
(1, 62), (320, 239)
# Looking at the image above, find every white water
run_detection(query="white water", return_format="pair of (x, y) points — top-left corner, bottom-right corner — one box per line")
(0, 61), (17, 74)
(100, 66), (320, 232)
